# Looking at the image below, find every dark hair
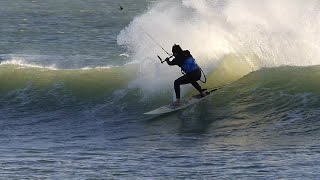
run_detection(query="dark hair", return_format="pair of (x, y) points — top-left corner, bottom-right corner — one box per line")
(172, 44), (183, 54)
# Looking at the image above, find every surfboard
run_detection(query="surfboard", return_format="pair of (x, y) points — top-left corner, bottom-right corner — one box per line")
(144, 88), (219, 115)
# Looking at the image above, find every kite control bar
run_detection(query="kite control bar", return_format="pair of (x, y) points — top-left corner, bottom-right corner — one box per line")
(157, 55), (174, 63)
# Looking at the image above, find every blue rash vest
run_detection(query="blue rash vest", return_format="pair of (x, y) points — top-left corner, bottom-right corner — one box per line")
(166, 50), (200, 73)
(182, 57), (199, 73)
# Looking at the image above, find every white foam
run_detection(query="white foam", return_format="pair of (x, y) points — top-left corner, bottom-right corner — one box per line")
(117, 0), (320, 94)
(79, 66), (114, 70)
(0, 57), (58, 70)
(119, 53), (130, 57)
(0, 55), (118, 71)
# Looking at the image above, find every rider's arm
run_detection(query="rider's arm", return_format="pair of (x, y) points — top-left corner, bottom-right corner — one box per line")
(165, 57), (177, 66)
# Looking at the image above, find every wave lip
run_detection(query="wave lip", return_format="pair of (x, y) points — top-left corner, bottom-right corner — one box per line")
(0, 57), (58, 70)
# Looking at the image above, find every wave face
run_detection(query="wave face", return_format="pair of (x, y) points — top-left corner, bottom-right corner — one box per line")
(2, 61), (320, 132)
(1, 63), (320, 179)
(208, 66), (320, 135)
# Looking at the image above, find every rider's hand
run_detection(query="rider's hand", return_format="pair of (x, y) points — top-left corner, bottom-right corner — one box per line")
(165, 57), (169, 62)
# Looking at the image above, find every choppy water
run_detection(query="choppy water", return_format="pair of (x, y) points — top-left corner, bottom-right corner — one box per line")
(1, 0), (320, 179)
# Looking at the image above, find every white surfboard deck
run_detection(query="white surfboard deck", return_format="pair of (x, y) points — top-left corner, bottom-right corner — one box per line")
(144, 88), (219, 115)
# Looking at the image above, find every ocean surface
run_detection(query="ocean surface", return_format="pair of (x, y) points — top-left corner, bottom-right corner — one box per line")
(1, 0), (320, 179)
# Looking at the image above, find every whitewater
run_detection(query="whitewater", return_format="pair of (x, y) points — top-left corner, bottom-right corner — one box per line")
(1, 0), (320, 179)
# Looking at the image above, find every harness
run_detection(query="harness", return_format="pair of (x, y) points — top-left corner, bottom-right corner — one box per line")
(181, 56), (207, 83)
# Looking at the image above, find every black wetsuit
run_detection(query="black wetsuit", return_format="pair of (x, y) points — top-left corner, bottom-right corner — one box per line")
(166, 50), (203, 99)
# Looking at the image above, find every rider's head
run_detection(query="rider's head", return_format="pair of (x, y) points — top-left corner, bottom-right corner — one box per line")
(172, 44), (183, 56)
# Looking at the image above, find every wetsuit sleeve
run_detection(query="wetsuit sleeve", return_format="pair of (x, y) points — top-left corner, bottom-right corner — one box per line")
(166, 58), (177, 66)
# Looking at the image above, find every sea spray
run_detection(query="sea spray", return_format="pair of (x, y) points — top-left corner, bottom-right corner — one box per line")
(118, 0), (320, 95)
